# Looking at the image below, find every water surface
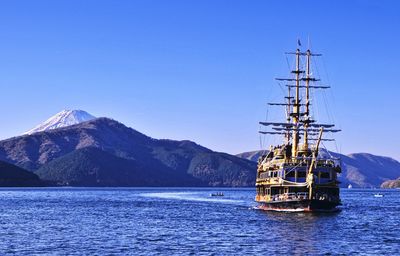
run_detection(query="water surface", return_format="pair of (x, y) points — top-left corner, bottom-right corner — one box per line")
(0, 187), (398, 255)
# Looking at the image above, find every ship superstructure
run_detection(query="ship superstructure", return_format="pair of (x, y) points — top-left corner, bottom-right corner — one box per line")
(256, 45), (341, 211)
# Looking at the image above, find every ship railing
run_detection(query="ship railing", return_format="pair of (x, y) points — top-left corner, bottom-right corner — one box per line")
(271, 192), (309, 202)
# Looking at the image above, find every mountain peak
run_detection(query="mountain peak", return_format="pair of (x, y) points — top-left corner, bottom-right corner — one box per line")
(24, 109), (96, 135)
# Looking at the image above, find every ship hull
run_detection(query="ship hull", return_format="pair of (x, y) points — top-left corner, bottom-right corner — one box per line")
(258, 199), (340, 212)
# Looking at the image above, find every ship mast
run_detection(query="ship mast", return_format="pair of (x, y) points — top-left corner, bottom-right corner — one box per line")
(259, 43), (340, 155)
(303, 49), (311, 152)
(292, 49), (301, 157)
(286, 83), (292, 144)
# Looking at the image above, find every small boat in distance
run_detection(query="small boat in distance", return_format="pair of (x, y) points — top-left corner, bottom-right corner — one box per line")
(210, 192), (224, 197)
(348, 184), (353, 189)
(374, 193), (384, 198)
(255, 43), (341, 212)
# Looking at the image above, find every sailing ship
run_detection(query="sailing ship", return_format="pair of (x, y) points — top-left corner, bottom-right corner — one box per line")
(256, 44), (341, 212)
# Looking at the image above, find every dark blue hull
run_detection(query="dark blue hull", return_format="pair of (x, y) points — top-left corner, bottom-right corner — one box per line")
(258, 199), (340, 212)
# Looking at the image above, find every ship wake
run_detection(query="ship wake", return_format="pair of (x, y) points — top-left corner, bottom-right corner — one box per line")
(141, 192), (244, 205)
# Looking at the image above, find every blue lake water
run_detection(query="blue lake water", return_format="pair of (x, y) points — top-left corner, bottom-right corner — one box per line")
(0, 187), (399, 255)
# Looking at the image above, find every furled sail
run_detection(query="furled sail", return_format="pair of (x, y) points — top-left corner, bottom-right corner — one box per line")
(286, 84), (330, 89)
(259, 122), (336, 128)
(271, 127), (341, 133)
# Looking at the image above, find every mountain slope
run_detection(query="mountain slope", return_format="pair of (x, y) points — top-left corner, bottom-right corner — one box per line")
(24, 110), (95, 135)
(341, 153), (400, 188)
(237, 150), (400, 188)
(0, 118), (256, 186)
(381, 178), (400, 188)
(236, 150), (268, 162)
(0, 160), (43, 186)
(36, 147), (201, 186)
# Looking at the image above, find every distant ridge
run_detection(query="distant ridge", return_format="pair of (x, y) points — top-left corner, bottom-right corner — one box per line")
(24, 110), (96, 135)
(0, 118), (256, 186)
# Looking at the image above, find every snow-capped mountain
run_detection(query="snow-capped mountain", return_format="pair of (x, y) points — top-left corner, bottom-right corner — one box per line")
(24, 110), (96, 135)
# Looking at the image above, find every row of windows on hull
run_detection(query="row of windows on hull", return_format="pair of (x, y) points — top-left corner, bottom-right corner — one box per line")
(256, 186), (307, 196)
(258, 169), (333, 180)
(256, 186), (339, 197)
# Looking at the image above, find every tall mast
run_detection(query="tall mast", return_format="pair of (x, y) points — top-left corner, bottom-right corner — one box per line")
(286, 85), (291, 144)
(303, 49), (311, 151)
(292, 48), (301, 157)
(259, 46), (340, 158)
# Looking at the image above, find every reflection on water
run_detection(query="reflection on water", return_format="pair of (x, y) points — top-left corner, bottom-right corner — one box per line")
(258, 210), (341, 255)
(0, 188), (398, 255)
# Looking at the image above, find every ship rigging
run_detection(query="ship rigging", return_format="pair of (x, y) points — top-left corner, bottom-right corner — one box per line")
(256, 44), (341, 212)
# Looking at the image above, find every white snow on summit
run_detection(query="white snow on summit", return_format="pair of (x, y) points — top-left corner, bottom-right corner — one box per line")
(24, 110), (96, 135)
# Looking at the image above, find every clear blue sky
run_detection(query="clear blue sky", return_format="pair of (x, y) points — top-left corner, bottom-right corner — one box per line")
(0, 0), (399, 159)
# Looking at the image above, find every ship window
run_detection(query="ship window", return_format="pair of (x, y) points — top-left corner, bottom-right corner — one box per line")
(297, 171), (306, 178)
